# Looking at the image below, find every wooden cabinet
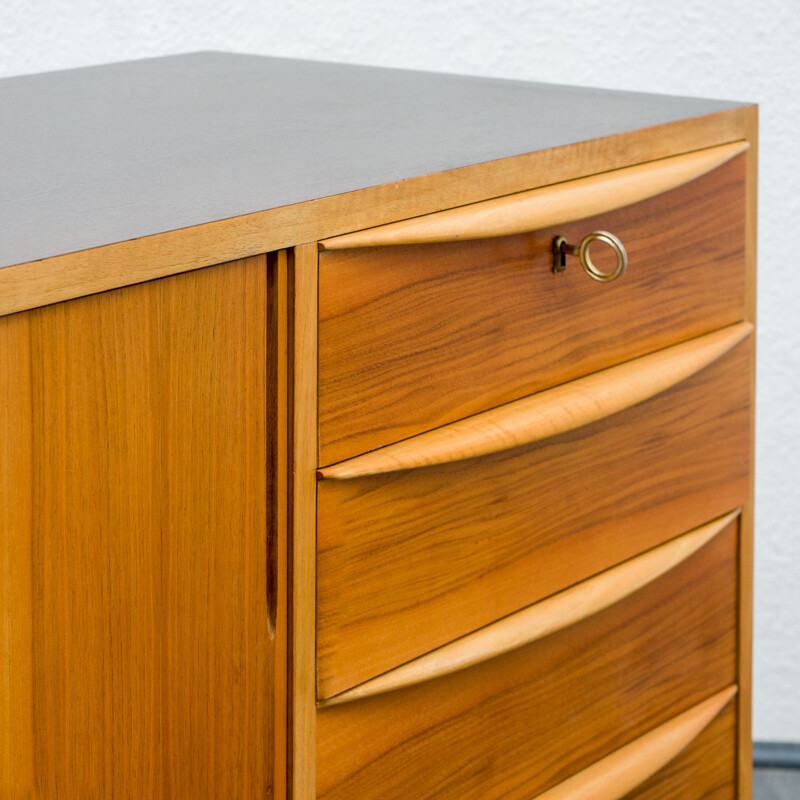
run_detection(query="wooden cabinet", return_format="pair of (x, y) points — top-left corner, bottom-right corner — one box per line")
(0, 53), (756, 798)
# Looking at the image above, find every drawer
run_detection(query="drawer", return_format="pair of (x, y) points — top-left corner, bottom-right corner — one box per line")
(318, 145), (747, 465)
(316, 519), (738, 800)
(317, 331), (752, 698)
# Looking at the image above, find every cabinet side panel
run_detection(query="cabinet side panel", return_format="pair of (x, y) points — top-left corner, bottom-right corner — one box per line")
(0, 313), (35, 797)
(5, 256), (274, 798)
(737, 104), (758, 800)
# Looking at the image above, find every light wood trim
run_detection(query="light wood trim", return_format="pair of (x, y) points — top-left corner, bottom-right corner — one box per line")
(738, 103), (758, 800)
(532, 686), (738, 800)
(320, 141), (748, 249)
(290, 243), (318, 800)
(0, 108), (752, 319)
(319, 322), (752, 479)
(319, 511), (738, 706)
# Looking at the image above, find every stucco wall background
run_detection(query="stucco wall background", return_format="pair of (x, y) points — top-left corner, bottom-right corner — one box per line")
(2, 0), (798, 743)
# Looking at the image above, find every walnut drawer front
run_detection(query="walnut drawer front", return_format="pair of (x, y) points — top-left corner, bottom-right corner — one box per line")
(316, 332), (752, 699)
(317, 145), (747, 466)
(316, 519), (738, 800)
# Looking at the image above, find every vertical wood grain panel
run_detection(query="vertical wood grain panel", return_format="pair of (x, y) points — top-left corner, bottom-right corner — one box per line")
(1, 256), (277, 798)
(0, 313), (35, 797)
(289, 243), (319, 800)
(269, 250), (290, 800)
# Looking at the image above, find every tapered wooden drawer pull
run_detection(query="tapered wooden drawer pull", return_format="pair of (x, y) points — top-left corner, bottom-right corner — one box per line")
(531, 685), (738, 800)
(318, 510), (737, 706)
(319, 141), (748, 249)
(552, 230), (628, 282)
(318, 322), (752, 480)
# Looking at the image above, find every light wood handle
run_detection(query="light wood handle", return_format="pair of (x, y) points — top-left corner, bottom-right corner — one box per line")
(318, 322), (752, 480)
(320, 141), (748, 249)
(531, 685), (738, 800)
(318, 511), (738, 706)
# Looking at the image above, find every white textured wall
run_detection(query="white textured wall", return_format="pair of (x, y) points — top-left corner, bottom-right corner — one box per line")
(2, 0), (798, 742)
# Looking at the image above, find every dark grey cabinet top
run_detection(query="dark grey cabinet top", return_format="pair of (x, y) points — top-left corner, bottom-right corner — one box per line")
(0, 51), (746, 270)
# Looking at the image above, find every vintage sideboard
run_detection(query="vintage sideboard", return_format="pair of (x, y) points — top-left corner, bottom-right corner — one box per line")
(0, 52), (756, 798)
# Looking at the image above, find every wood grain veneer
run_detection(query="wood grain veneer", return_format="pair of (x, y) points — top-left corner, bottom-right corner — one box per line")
(319, 323), (751, 480)
(317, 337), (752, 698)
(0, 257), (280, 798)
(321, 510), (738, 705)
(316, 521), (738, 800)
(318, 153), (746, 465)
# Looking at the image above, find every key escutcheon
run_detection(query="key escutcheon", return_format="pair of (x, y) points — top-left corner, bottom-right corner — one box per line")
(553, 230), (628, 282)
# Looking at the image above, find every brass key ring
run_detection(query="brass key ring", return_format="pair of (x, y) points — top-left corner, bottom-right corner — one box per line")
(552, 231), (628, 282)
